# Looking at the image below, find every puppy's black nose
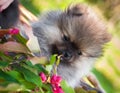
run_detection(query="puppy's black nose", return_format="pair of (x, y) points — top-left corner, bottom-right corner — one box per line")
(62, 50), (72, 60)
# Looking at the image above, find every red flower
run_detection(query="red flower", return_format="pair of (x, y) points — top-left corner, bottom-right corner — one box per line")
(50, 75), (62, 85)
(50, 75), (64, 93)
(39, 72), (47, 83)
(52, 85), (64, 93)
(9, 28), (19, 35)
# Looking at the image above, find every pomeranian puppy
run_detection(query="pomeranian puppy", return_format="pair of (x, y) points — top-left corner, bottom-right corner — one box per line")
(32, 3), (111, 89)
(0, 1), (111, 92)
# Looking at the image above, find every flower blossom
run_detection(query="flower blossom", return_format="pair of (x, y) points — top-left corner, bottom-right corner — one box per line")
(9, 28), (19, 35)
(39, 72), (47, 83)
(50, 74), (64, 93)
(52, 85), (64, 93)
(50, 75), (62, 85)
(39, 72), (64, 93)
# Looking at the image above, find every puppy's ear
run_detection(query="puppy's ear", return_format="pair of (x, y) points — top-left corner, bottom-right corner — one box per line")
(66, 3), (88, 16)
(66, 3), (111, 44)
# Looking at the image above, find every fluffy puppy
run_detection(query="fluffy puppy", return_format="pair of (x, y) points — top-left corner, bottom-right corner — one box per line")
(32, 4), (111, 88)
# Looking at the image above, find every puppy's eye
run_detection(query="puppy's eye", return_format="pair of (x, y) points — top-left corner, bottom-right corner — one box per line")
(78, 51), (82, 55)
(72, 13), (83, 16)
(63, 35), (70, 41)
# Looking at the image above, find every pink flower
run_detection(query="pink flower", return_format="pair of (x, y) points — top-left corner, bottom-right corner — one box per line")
(9, 28), (19, 35)
(52, 85), (64, 93)
(50, 75), (64, 93)
(4, 51), (9, 55)
(39, 72), (47, 83)
(50, 75), (62, 85)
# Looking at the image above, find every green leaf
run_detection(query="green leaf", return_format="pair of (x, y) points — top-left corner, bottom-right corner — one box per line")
(0, 61), (9, 68)
(25, 61), (48, 74)
(0, 52), (12, 62)
(30, 56), (48, 65)
(46, 91), (53, 93)
(23, 63), (38, 75)
(6, 70), (36, 89)
(42, 83), (52, 92)
(0, 83), (22, 92)
(45, 65), (53, 73)
(74, 87), (88, 93)
(0, 70), (19, 86)
(0, 42), (30, 55)
(13, 65), (42, 87)
(49, 55), (57, 65)
(34, 64), (48, 74)
(61, 80), (75, 93)
(14, 34), (27, 45)
(27, 36), (41, 53)
(75, 87), (97, 93)
(92, 68), (114, 93)
(45, 55), (57, 73)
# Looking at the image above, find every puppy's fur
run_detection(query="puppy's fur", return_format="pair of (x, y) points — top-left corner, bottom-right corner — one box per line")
(32, 3), (111, 88)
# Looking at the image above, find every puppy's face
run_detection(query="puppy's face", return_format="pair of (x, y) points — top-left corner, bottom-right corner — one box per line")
(51, 35), (81, 64)
(48, 4), (111, 65)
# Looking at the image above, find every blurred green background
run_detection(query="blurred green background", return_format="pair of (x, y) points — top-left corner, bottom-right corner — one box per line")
(20, 0), (120, 93)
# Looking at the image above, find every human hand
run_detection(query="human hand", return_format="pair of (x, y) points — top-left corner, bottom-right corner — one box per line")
(0, 0), (14, 12)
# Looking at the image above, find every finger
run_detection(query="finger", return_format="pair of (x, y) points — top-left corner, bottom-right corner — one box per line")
(0, 0), (7, 6)
(0, 0), (14, 11)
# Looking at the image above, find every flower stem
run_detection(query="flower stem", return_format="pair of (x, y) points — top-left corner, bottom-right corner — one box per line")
(39, 87), (44, 93)
(53, 55), (61, 74)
